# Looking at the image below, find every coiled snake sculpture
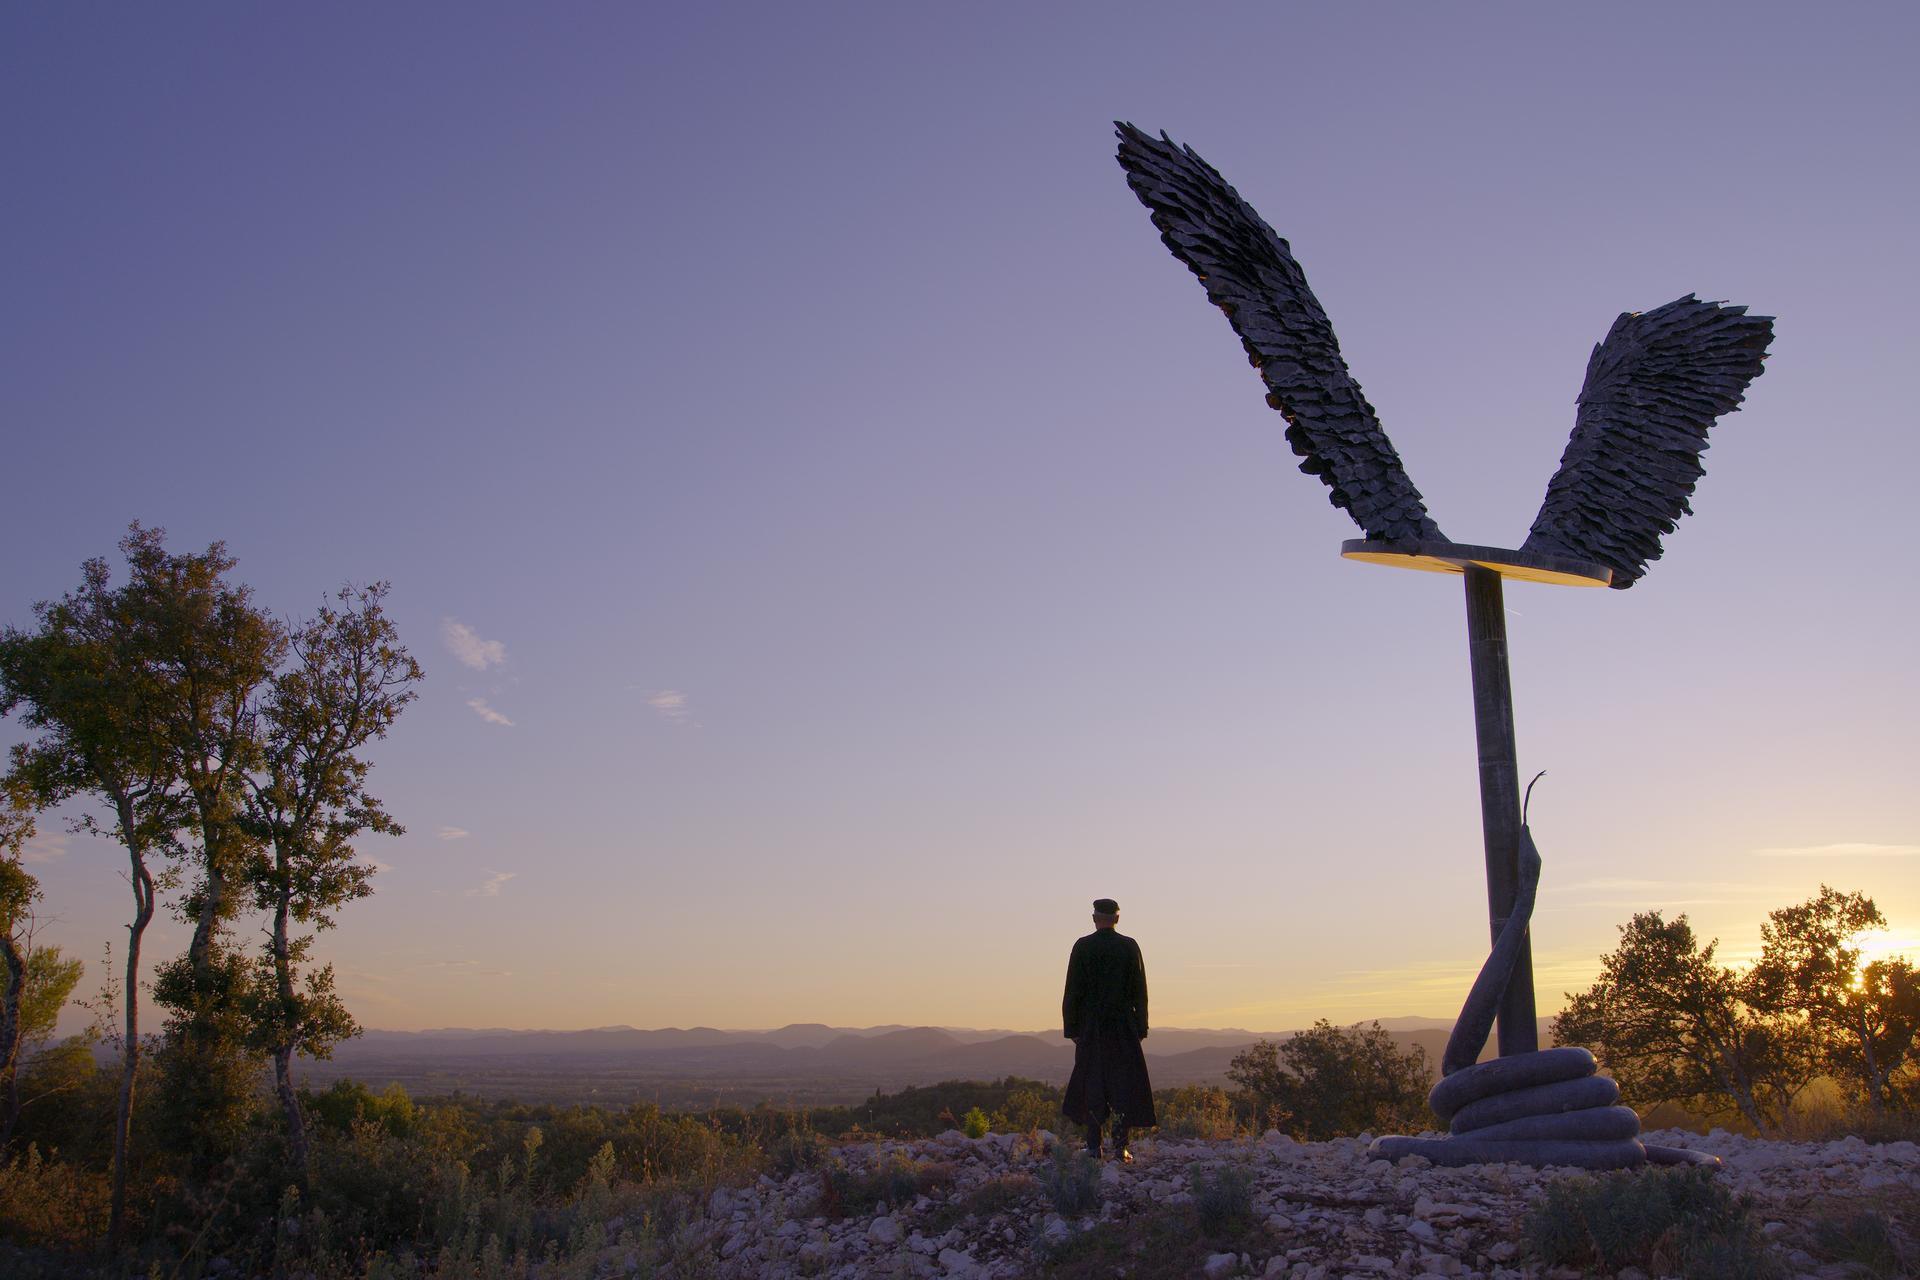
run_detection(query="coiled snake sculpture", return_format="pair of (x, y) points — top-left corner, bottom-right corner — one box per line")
(1368, 780), (1715, 1169)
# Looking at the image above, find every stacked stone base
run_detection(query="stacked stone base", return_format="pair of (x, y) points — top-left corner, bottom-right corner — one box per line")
(1368, 1047), (1719, 1170)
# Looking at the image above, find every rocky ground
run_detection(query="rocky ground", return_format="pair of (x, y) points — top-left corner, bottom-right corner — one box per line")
(625, 1128), (1920, 1279)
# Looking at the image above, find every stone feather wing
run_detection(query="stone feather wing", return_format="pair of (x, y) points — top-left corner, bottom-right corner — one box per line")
(1521, 296), (1772, 588)
(1114, 123), (1444, 543)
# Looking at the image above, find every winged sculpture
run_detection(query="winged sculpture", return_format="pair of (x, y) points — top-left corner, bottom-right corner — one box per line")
(1114, 122), (1773, 588)
(1115, 123), (1774, 1168)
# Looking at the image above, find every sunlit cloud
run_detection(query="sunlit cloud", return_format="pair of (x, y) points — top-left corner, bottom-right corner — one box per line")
(1751, 842), (1920, 859)
(646, 689), (690, 722)
(1546, 877), (1778, 894)
(442, 619), (507, 671)
(1855, 929), (1920, 968)
(466, 698), (514, 727)
(436, 826), (471, 841)
(468, 869), (516, 898)
(20, 831), (70, 865)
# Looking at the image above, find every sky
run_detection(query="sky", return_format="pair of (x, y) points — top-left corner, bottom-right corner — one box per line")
(3, 3), (1917, 1036)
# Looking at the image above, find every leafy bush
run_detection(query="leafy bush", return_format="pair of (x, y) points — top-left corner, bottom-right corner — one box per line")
(810, 1077), (1057, 1139)
(0, 1144), (110, 1250)
(1039, 1141), (1100, 1218)
(923, 1173), (1033, 1234)
(819, 1151), (924, 1218)
(1191, 1161), (1254, 1233)
(1158, 1085), (1238, 1139)
(1523, 1166), (1783, 1278)
(1227, 1021), (1430, 1140)
(960, 1106), (991, 1139)
(1811, 1209), (1911, 1278)
(768, 1126), (826, 1176)
(993, 1083), (1067, 1136)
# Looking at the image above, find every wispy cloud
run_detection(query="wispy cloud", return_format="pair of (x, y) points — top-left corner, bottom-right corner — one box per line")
(645, 689), (690, 722)
(466, 698), (514, 727)
(20, 832), (70, 865)
(1751, 842), (1920, 859)
(442, 619), (506, 671)
(467, 869), (516, 898)
(436, 826), (471, 841)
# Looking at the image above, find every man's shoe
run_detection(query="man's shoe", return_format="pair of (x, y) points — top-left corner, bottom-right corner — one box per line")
(1117, 1149), (1134, 1164)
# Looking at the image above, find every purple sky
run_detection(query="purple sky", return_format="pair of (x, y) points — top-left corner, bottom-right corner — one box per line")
(5, 3), (1916, 1033)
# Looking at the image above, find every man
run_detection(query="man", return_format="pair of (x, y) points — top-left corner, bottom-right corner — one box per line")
(1061, 897), (1155, 1161)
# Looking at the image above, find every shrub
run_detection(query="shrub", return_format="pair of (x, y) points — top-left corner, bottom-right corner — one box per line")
(1228, 1021), (1430, 1140)
(768, 1127), (826, 1176)
(1039, 1141), (1100, 1218)
(924, 1173), (1033, 1234)
(819, 1151), (924, 1218)
(1191, 1161), (1254, 1234)
(1523, 1166), (1783, 1278)
(1159, 1085), (1238, 1139)
(994, 1084), (1066, 1136)
(960, 1107), (991, 1139)
(0, 1144), (111, 1250)
(1811, 1209), (1911, 1278)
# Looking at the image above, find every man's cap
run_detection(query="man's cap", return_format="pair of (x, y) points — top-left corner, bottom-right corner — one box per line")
(1092, 898), (1120, 915)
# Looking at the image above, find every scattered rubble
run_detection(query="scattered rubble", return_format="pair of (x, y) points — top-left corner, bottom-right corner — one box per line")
(598, 1127), (1918, 1278)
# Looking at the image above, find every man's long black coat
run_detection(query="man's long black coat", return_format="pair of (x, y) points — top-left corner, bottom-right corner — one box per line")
(1061, 928), (1157, 1128)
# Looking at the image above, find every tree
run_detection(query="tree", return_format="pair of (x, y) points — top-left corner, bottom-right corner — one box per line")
(1, 788), (39, 1149)
(115, 529), (284, 1171)
(1555, 912), (1813, 1133)
(1227, 1020), (1431, 1139)
(1750, 886), (1920, 1113)
(1, 793), (86, 1149)
(0, 525), (194, 1245)
(239, 583), (420, 1181)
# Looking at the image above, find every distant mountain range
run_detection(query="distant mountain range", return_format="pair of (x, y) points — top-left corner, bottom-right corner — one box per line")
(293, 1018), (1557, 1107)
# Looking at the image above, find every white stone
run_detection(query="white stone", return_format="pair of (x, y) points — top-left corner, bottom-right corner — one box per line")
(1203, 1252), (1240, 1277)
(938, 1246), (980, 1277)
(869, 1215), (902, 1245)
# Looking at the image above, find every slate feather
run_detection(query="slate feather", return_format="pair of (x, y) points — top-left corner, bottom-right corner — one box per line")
(1521, 296), (1772, 588)
(1114, 122), (1444, 543)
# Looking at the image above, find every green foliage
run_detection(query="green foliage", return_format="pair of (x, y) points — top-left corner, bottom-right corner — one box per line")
(1191, 1160), (1254, 1234)
(1227, 1020), (1429, 1140)
(766, 1125), (825, 1176)
(819, 1150), (927, 1218)
(1810, 1208), (1912, 1278)
(1036, 1199), (1274, 1280)
(1523, 1165), (1783, 1278)
(13, 946), (82, 1056)
(308, 1078), (421, 1139)
(1158, 1084), (1239, 1139)
(1751, 887), (1920, 1113)
(0, 1144), (111, 1250)
(1038, 1140), (1100, 1218)
(991, 1081), (1066, 1135)
(812, 1076), (1056, 1139)
(960, 1106), (990, 1138)
(1556, 911), (1815, 1133)
(149, 949), (265, 1175)
(922, 1172), (1033, 1234)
